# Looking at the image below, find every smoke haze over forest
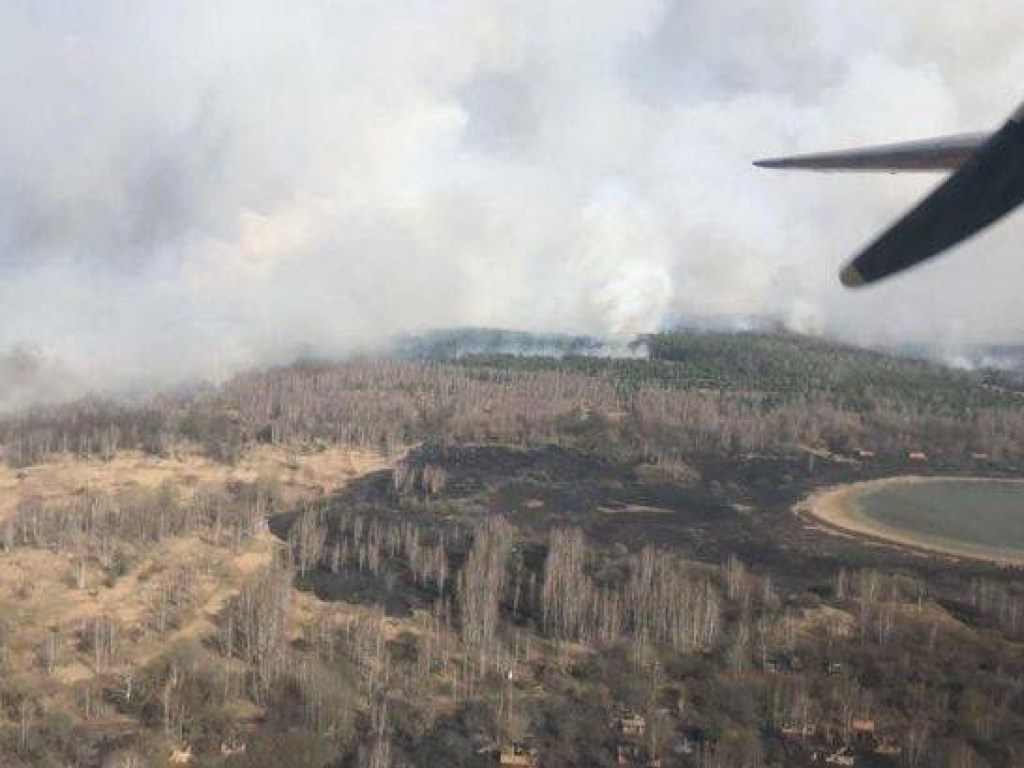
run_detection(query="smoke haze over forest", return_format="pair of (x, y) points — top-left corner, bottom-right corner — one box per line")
(4, 1), (1024, 406)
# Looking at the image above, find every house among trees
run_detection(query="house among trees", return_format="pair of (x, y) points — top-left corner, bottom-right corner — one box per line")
(907, 451), (927, 461)
(851, 718), (875, 742)
(499, 744), (539, 767)
(616, 743), (642, 766)
(853, 448), (875, 460)
(779, 721), (816, 740)
(822, 746), (856, 765)
(615, 742), (662, 767)
(616, 712), (647, 739)
(874, 734), (901, 757)
(220, 739), (247, 757)
(611, 711), (659, 766)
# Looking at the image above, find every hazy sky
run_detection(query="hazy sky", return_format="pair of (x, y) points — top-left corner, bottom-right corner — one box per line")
(4, 0), (1024, 405)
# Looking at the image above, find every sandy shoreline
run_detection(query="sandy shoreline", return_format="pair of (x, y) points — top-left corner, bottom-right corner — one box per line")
(798, 476), (1024, 566)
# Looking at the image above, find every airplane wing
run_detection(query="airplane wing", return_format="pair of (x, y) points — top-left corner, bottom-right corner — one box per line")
(754, 133), (988, 172)
(756, 110), (1024, 285)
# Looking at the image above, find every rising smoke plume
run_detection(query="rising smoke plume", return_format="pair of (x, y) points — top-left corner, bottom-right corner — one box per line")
(3, 1), (1024, 406)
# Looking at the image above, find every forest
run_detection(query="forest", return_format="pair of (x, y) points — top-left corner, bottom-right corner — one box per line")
(0, 330), (1021, 766)
(5, 331), (1024, 469)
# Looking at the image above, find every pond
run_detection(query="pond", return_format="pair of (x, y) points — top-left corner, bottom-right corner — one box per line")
(806, 477), (1024, 563)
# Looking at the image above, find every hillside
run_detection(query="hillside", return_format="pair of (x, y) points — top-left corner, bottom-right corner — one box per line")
(0, 445), (388, 766)
(7, 330), (1022, 470)
(0, 332), (1021, 765)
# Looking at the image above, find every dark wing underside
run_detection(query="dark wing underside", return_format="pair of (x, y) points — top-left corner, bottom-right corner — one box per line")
(756, 119), (1024, 285)
(840, 118), (1024, 286)
(754, 132), (989, 172)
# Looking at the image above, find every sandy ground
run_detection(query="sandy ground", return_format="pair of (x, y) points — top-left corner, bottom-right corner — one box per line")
(0, 444), (389, 522)
(0, 443), (394, 718)
(798, 475), (1024, 565)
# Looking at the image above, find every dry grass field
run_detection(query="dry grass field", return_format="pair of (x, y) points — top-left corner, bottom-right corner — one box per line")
(0, 444), (388, 521)
(0, 444), (392, 759)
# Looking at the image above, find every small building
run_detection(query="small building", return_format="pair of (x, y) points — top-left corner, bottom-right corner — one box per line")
(875, 735), (901, 757)
(169, 745), (193, 765)
(677, 736), (696, 755)
(617, 743), (642, 766)
(851, 719), (875, 737)
(500, 745), (539, 767)
(907, 451), (927, 461)
(780, 722), (815, 740)
(854, 448), (875, 460)
(851, 719), (875, 747)
(221, 740), (247, 757)
(616, 712), (647, 739)
(614, 742), (664, 767)
(824, 747), (856, 766)
(827, 661), (844, 676)
(971, 452), (990, 461)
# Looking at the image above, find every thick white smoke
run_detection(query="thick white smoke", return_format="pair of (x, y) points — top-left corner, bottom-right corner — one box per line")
(3, 0), (1024, 404)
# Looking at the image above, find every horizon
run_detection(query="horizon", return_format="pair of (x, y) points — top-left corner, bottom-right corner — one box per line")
(6, 2), (1024, 406)
(2, 323), (1020, 416)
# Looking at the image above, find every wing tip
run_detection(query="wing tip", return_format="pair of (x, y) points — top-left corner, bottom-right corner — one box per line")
(840, 263), (867, 288)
